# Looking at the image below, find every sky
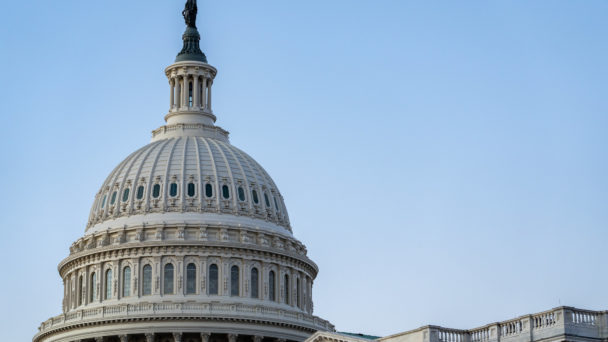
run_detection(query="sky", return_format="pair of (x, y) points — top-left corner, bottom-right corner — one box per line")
(0, 1), (607, 341)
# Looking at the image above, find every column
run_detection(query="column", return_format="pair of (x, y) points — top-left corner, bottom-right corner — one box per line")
(170, 78), (175, 110)
(119, 335), (128, 342)
(193, 75), (199, 109)
(200, 332), (210, 342)
(95, 337), (104, 342)
(253, 336), (263, 342)
(145, 333), (155, 342)
(173, 333), (183, 342)
(207, 79), (212, 112)
(201, 77), (207, 111)
(182, 76), (189, 110)
(228, 334), (238, 342)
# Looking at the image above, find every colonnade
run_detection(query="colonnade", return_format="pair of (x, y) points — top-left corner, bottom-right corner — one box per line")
(169, 73), (213, 112)
(75, 332), (292, 342)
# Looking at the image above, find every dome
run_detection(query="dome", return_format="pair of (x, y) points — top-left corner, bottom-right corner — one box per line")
(87, 135), (292, 237)
(34, 7), (333, 342)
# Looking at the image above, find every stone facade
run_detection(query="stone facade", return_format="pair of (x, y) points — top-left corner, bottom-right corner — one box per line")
(306, 307), (608, 342)
(33, 5), (333, 342)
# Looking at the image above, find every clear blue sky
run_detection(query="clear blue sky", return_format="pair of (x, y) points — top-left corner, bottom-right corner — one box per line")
(1, 1), (607, 340)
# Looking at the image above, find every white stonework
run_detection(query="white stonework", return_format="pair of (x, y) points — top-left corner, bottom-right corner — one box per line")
(306, 307), (608, 342)
(33, 7), (333, 342)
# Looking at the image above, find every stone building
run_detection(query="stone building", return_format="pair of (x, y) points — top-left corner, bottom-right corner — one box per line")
(33, 3), (606, 342)
(33, 4), (333, 342)
(307, 307), (608, 342)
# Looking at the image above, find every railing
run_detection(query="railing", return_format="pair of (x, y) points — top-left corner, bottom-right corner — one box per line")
(422, 307), (606, 342)
(37, 302), (334, 333)
(437, 329), (467, 342)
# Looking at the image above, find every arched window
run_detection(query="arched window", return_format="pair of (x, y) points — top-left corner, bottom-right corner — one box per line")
(186, 263), (196, 295)
(250, 267), (259, 299)
(296, 277), (301, 308)
(142, 264), (152, 296)
(105, 269), (112, 300)
(164, 264), (174, 294)
(269, 271), (276, 301)
(188, 81), (193, 107)
(222, 185), (230, 199)
(252, 190), (259, 204)
(136, 185), (144, 200)
(274, 197), (279, 211)
(101, 194), (107, 208)
(110, 191), (117, 205)
(264, 193), (270, 207)
(187, 182), (196, 197)
(122, 267), (131, 297)
(284, 274), (290, 305)
(208, 264), (218, 295)
(78, 275), (83, 306)
(205, 183), (213, 198)
(238, 187), (245, 201)
(169, 183), (178, 197)
(122, 188), (130, 202)
(230, 265), (239, 296)
(152, 184), (161, 198)
(90, 272), (97, 302)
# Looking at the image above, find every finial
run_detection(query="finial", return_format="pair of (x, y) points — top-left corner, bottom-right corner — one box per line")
(183, 0), (198, 28)
(176, 0), (207, 63)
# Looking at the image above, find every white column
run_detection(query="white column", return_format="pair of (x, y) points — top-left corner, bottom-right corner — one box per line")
(207, 79), (213, 112)
(169, 78), (175, 111)
(193, 75), (199, 110)
(201, 77), (207, 111)
(182, 76), (189, 109)
(176, 78), (181, 109)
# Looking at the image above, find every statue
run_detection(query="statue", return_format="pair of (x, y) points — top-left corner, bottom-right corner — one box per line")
(182, 0), (198, 28)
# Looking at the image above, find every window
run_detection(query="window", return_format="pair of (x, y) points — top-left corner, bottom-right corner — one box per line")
(187, 182), (195, 197)
(252, 190), (259, 204)
(205, 183), (213, 198)
(101, 195), (107, 209)
(152, 184), (161, 198)
(264, 193), (270, 207)
(186, 263), (196, 294)
(274, 197), (279, 211)
(105, 269), (112, 300)
(164, 264), (174, 294)
(169, 183), (178, 197)
(284, 274), (290, 305)
(238, 187), (245, 201)
(188, 81), (193, 107)
(90, 272), (97, 302)
(208, 264), (218, 295)
(296, 277), (301, 308)
(230, 265), (239, 296)
(269, 271), (276, 301)
(136, 185), (144, 200)
(123, 267), (131, 297)
(110, 191), (117, 205)
(122, 188), (130, 202)
(142, 265), (152, 295)
(222, 185), (230, 199)
(251, 267), (259, 299)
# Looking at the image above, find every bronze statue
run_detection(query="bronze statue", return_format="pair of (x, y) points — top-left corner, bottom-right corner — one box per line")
(183, 0), (198, 28)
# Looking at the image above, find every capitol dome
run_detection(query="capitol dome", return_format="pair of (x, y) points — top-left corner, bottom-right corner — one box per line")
(34, 3), (333, 342)
(86, 135), (292, 237)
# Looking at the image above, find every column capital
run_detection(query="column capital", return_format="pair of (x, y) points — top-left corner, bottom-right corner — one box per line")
(95, 337), (104, 342)
(173, 332), (183, 342)
(228, 334), (238, 342)
(200, 332), (211, 342)
(119, 335), (128, 342)
(254, 336), (263, 342)
(145, 333), (155, 342)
